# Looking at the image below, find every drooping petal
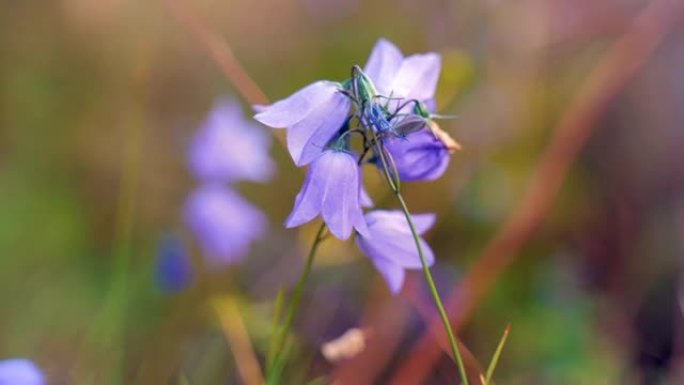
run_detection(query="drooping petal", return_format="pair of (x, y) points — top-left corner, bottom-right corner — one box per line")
(188, 98), (274, 183)
(409, 213), (436, 234)
(363, 38), (403, 96)
(383, 129), (450, 181)
(285, 170), (323, 228)
(287, 91), (350, 166)
(355, 210), (437, 293)
(0, 359), (44, 385)
(390, 53), (441, 101)
(284, 151), (369, 240)
(370, 256), (405, 294)
(184, 184), (266, 265)
(254, 81), (341, 128)
(359, 185), (373, 208)
(366, 235), (434, 268)
(317, 151), (368, 239)
(365, 210), (435, 235)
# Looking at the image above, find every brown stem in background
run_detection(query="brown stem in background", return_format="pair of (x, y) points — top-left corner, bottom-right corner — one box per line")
(212, 297), (265, 385)
(163, 0), (289, 148)
(391, 0), (684, 382)
(162, 0), (268, 106)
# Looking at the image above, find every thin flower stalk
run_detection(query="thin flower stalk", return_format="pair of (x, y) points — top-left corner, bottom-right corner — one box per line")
(266, 222), (327, 384)
(376, 143), (469, 385)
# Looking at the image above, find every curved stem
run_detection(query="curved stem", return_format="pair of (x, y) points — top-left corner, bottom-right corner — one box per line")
(395, 193), (468, 385)
(373, 137), (468, 384)
(267, 222), (327, 383)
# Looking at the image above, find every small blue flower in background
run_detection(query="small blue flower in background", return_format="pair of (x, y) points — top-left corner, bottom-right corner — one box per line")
(356, 210), (436, 294)
(154, 234), (193, 293)
(188, 98), (274, 183)
(286, 150), (369, 240)
(254, 81), (350, 166)
(0, 359), (44, 385)
(184, 184), (267, 265)
(383, 128), (450, 181)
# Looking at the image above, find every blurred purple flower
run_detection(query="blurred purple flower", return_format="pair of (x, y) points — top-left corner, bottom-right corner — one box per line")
(184, 184), (266, 265)
(254, 81), (350, 166)
(154, 234), (193, 293)
(188, 98), (274, 183)
(364, 38), (441, 105)
(0, 359), (44, 385)
(383, 128), (450, 181)
(286, 150), (369, 240)
(355, 210), (435, 294)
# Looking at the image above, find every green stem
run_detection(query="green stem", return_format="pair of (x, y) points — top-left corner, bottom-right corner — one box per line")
(372, 134), (468, 384)
(395, 193), (469, 384)
(266, 222), (327, 384)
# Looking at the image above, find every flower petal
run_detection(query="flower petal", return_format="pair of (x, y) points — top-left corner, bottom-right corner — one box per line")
(254, 81), (340, 128)
(384, 129), (449, 181)
(357, 239), (406, 294)
(319, 152), (360, 239)
(363, 38), (403, 96)
(410, 213), (436, 234)
(285, 170), (322, 228)
(287, 92), (350, 166)
(359, 210), (435, 268)
(390, 53), (441, 101)
(359, 185), (373, 208)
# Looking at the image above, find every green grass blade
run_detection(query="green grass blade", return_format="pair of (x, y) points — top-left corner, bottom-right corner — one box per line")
(484, 324), (511, 385)
(266, 286), (286, 369)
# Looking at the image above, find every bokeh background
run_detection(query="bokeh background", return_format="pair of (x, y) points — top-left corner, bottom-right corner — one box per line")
(2, 0), (684, 384)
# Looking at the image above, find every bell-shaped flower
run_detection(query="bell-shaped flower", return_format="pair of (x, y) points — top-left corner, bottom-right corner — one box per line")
(154, 234), (193, 293)
(286, 150), (370, 240)
(184, 184), (267, 265)
(363, 38), (441, 104)
(382, 128), (450, 181)
(355, 210), (436, 294)
(0, 359), (44, 385)
(254, 81), (351, 166)
(188, 97), (274, 183)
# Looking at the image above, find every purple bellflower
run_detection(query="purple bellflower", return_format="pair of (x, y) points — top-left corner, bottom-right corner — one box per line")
(356, 210), (436, 294)
(383, 128), (450, 181)
(184, 184), (267, 265)
(188, 98), (274, 183)
(254, 81), (350, 166)
(363, 38), (441, 106)
(0, 359), (44, 385)
(154, 234), (193, 293)
(362, 39), (452, 181)
(286, 150), (370, 240)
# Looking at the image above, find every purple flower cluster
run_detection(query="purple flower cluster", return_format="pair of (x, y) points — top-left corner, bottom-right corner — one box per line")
(255, 39), (457, 293)
(184, 98), (273, 266)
